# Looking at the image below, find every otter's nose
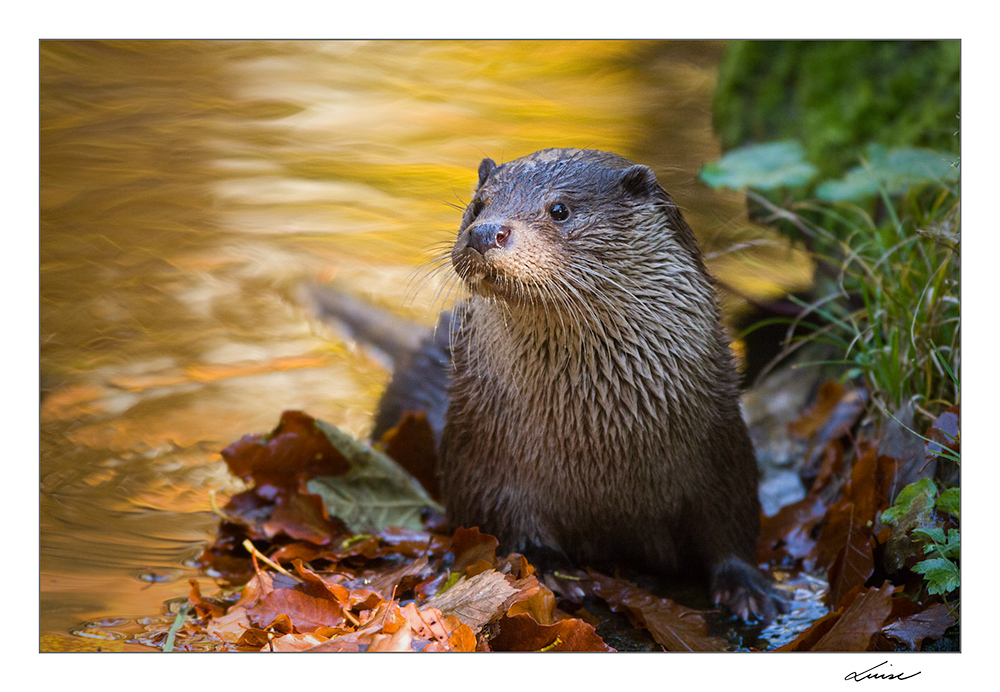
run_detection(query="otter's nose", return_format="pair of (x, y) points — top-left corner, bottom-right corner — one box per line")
(467, 223), (512, 255)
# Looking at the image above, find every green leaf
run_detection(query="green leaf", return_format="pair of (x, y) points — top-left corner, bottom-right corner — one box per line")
(306, 419), (443, 533)
(881, 477), (938, 526)
(163, 603), (189, 653)
(931, 529), (961, 561)
(912, 527), (946, 546)
(912, 557), (960, 595)
(816, 145), (958, 202)
(936, 487), (960, 518)
(699, 140), (818, 190)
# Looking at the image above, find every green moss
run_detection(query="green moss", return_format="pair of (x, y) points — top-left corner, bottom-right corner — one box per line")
(713, 41), (960, 179)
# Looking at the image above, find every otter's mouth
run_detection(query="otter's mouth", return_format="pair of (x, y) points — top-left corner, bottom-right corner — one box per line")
(451, 240), (545, 304)
(453, 247), (497, 288)
(457, 266), (501, 296)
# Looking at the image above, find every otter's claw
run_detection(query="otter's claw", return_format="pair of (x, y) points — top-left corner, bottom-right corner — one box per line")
(710, 557), (788, 623)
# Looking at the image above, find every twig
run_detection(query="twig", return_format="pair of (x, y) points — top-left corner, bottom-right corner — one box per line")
(242, 539), (303, 583)
(208, 489), (230, 520)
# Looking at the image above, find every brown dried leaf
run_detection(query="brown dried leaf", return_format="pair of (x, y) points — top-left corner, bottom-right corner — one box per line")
(221, 410), (349, 488)
(235, 626), (273, 650)
(586, 571), (727, 651)
(244, 587), (349, 632)
(792, 383), (868, 476)
(367, 623), (414, 652)
(376, 526), (450, 556)
(498, 552), (535, 580)
(425, 569), (517, 631)
(305, 638), (363, 652)
(775, 611), (842, 651)
(878, 405), (934, 502)
(490, 613), (613, 652)
(269, 632), (331, 651)
(262, 613), (295, 634)
(262, 491), (346, 545)
(305, 600), (398, 651)
(269, 541), (332, 565)
(362, 555), (431, 599)
(846, 447), (896, 527)
(808, 440), (845, 495)
(292, 560), (351, 604)
(789, 381), (846, 438)
(882, 603), (957, 650)
(450, 526), (499, 574)
(379, 412), (441, 500)
(816, 500), (875, 607)
(505, 576), (558, 626)
(188, 579), (226, 619)
(757, 494), (828, 565)
(207, 607), (255, 644)
(448, 623), (478, 652)
(813, 583), (896, 651)
(399, 603), (464, 650)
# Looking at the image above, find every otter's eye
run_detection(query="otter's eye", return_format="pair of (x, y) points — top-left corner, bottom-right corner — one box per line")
(470, 199), (485, 219)
(549, 202), (570, 222)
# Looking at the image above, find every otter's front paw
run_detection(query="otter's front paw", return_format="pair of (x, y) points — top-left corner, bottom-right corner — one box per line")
(710, 557), (787, 623)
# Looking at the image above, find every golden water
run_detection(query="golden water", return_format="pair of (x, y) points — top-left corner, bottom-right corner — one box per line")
(39, 40), (810, 647)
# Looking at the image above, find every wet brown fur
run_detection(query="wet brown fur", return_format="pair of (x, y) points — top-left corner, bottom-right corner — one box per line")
(438, 148), (781, 621)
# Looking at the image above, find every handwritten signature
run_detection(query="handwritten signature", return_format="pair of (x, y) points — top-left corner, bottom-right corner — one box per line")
(845, 661), (921, 682)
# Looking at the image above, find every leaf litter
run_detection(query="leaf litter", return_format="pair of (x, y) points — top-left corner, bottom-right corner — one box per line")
(96, 389), (958, 652)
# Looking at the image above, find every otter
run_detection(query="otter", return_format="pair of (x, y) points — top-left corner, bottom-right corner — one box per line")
(317, 148), (782, 621)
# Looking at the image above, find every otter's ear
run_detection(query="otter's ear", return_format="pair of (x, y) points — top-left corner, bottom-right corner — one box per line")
(477, 158), (497, 189)
(618, 164), (660, 197)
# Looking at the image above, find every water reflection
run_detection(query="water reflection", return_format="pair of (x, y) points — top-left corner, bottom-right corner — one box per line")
(40, 40), (811, 645)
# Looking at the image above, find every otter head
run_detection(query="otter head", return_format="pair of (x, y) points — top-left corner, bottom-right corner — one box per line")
(451, 148), (694, 308)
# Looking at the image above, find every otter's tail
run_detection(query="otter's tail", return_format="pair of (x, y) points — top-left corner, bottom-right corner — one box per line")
(303, 284), (453, 443)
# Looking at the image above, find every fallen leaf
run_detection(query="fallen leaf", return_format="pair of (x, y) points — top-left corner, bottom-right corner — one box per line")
(881, 603), (957, 650)
(790, 382), (868, 476)
(448, 622), (478, 652)
(398, 603), (463, 650)
(505, 576), (558, 625)
(450, 527), (499, 574)
(362, 555), (431, 599)
(304, 600), (397, 651)
(878, 404), (935, 503)
(269, 632), (331, 651)
(490, 613), (613, 652)
(263, 491), (347, 544)
(758, 493), (828, 565)
(789, 381), (846, 438)
(244, 587), (348, 632)
(188, 579), (226, 619)
(586, 571), (728, 651)
(305, 638), (363, 652)
(807, 440), (844, 495)
(425, 569), (517, 631)
(367, 623), (414, 652)
(813, 583), (896, 650)
(235, 626), (273, 650)
(292, 560), (351, 604)
(306, 418), (442, 532)
(221, 410), (349, 488)
(775, 611), (842, 651)
(816, 499), (875, 607)
(379, 412), (440, 500)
